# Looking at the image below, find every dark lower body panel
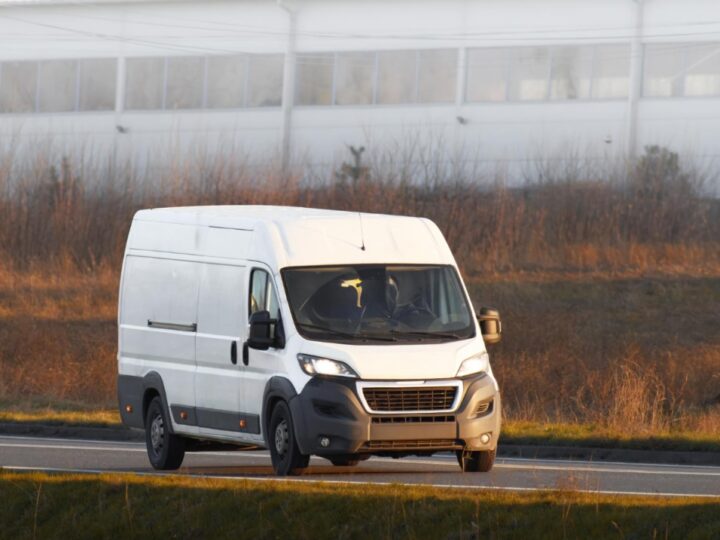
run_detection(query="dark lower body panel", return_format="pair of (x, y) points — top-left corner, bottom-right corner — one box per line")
(117, 374), (260, 434)
(117, 374), (146, 429)
(120, 372), (501, 457)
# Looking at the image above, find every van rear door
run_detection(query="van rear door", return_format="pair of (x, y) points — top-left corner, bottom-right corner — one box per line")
(119, 255), (199, 434)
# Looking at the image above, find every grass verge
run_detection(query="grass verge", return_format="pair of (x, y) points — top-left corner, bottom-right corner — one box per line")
(1, 471), (719, 539)
(0, 408), (120, 427)
(501, 421), (720, 453)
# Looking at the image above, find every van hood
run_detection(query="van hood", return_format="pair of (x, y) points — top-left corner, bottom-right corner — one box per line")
(294, 338), (488, 380)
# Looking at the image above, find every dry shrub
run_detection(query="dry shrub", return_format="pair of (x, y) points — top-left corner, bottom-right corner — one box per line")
(1, 144), (720, 431)
(601, 359), (668, 433)
(0, 145), (719, 275)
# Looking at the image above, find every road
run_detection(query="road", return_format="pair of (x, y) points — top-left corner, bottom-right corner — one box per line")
(1, 435), (719, 498)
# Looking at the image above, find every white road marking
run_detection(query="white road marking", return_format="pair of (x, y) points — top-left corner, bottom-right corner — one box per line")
(0, 442), (147, 453)
(496, 456), (720, 471)
(0, 441), (263, 458)
(2, 465), (719, 499)
(495, 462), (720, 477)
(0, 435), (141, 445)
(2, 436), (720, 479)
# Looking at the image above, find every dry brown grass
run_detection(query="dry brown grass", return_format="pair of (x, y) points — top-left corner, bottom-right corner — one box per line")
(480, 275), (720, 437)
(0, 265), (117, 406)
(1, 146), (719, 435)
(2, 264), (720, 437)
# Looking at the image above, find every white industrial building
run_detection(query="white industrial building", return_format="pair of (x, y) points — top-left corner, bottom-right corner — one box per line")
(1, 0), (720, 181)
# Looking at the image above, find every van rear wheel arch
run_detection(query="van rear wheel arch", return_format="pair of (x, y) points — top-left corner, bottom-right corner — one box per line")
(140, 372), (173, 432)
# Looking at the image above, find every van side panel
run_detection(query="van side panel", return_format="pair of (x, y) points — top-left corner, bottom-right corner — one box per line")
(129, 220), (252, 260)
(128, 221), (198, 255)
(119, 255), (200, 434)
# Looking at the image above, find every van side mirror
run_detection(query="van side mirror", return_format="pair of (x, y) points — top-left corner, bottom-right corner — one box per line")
(477, 307), (502, 345)
(247, 311), (275, 351)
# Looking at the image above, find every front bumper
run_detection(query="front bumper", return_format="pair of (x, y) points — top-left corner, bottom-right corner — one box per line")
(289, 372), (501, 456)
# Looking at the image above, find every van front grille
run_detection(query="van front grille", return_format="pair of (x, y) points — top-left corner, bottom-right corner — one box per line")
(362, 387), (457, 412)
(371, 415), (455, 424)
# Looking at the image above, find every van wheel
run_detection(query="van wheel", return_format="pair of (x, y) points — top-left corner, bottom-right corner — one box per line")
(145, 397), (185, 470)
(269, 401), (309, 476)
(456, 449), (495, 472)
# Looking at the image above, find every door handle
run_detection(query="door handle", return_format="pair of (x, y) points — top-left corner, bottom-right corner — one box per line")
(242, 342), (249, 366)
(230, 341), (238, 365)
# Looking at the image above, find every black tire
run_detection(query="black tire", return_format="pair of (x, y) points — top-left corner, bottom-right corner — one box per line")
(329, 457), (360, 467)
(268, 401), (310, 476)
(145, 397), (185, 470)
(456, 449), (496, 473)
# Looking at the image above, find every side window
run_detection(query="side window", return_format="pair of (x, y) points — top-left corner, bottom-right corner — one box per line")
(249, 269), (280, 319)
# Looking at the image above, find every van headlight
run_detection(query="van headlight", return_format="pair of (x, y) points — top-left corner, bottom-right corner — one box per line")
(456, 352), (489, 378)
(297, 354), (358, 378)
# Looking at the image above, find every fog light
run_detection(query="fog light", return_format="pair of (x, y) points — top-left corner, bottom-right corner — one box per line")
(480, 432), (491, 445)
(319, 436), (330, 448)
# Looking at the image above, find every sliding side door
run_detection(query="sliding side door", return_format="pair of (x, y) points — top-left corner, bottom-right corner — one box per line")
(195, 263), (257, 439)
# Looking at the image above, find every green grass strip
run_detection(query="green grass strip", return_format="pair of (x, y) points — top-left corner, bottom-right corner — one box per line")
(1, 471), (719, 539)
(502, 421), (720, 453)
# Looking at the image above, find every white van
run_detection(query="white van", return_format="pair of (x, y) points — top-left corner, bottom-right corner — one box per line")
(117, 206), (502, 475)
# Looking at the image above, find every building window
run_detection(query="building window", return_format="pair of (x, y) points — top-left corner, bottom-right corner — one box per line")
(466, 48), (508, 102)
(376, 50), (417, 104)
(165, 56), (205, 109)
(684, 43), (720, 97)
(247, 54), (283, 107)
(0, 61), (37, 113)
(38, 60), (77, 113)
(335, 52), (374, 105)
(550, 46), (593, 100)
(295, 48), (457, 107)
(125, 57), (165, 110)
(206, 55), (247, 109)
(591, 45), (630, 99)
(296, 53), (334, 106)
(78, 58), (116, 111)
(467, 44), (631, 103)
(509, 47), (550, 101)
(643, 44), (685, 98)
(125, 53), (282, 110)
(418, 49), (457, 103)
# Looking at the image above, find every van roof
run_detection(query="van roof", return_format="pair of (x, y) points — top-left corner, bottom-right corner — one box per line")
(136, 205), (375, 228)
(131, 205), (457, 269)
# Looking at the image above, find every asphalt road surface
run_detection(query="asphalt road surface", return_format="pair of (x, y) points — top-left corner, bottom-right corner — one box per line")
(1, 435), (719, 498)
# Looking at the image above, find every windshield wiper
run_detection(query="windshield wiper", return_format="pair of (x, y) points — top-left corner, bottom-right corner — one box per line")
(389, 329), (464, 340)
(298, 323), (397, 342)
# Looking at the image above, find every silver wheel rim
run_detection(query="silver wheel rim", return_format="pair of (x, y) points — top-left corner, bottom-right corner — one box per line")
(150, 414), (164, 453)
(274, 419), (289, 456)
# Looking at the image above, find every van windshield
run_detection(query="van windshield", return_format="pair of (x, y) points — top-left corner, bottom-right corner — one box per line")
(281, 265), (475, 344)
